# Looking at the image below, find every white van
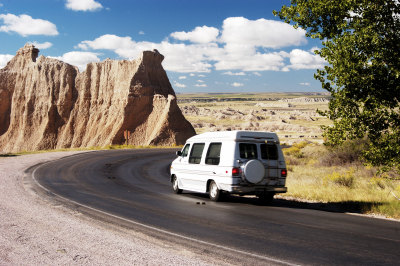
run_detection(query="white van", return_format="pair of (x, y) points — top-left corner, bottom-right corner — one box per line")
(170, 131), (287, 204)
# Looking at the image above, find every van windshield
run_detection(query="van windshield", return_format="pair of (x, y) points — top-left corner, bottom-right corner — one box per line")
(181, 144), (190, 157)
(239, 143), (258, 159)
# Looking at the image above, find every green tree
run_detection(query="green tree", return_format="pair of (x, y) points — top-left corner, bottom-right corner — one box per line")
(274, 0), (400, 175)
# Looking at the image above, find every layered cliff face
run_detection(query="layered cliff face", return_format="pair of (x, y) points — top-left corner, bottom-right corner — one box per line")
(0, 44), (195, 153)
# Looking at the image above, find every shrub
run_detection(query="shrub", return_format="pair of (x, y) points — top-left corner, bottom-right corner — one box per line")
(369, 177), (386, 189)
(323, 168), (355, 188)
(319, 138), (368, 167)
(286, 156), (301, 166)
(283, 141), (309, 159)
(283, 146), (302, 158)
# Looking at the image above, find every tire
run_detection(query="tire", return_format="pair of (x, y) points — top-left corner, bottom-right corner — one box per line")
(209, 181), (223, 201)
(258, 194), (274, 205)
(172, 176), (182, 194)
(242, 159), (265, 184)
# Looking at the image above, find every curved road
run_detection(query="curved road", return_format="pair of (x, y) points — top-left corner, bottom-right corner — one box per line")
(27, 149), (400, 265)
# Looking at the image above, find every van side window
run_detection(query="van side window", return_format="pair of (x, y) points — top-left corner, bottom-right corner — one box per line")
(181, 144), (190, 157)
(189, 143), (205, 164)
(260, 144), (278, 160)
(239, 143), (258, 159)
(205, 143), (222, 165)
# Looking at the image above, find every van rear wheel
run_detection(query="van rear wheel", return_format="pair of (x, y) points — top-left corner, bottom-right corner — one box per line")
(172, 176), (182, 194)
(209, 181), (223, 201)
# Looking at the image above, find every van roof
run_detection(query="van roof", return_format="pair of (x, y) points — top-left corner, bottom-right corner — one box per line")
(186, 130), (280, 143)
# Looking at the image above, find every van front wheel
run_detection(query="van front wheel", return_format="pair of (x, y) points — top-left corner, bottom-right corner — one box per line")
(209, 181), (222, 201)
(172, 176), (182, 194)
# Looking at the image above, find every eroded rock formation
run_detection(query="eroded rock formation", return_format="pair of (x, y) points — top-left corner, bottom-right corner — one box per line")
(0, 44), (195, 153)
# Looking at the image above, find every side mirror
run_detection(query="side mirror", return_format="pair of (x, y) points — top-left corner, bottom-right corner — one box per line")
(176, 151), (182, 156)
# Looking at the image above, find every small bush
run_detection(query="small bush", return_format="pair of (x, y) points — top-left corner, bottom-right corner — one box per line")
(369, 177), (386, 189)
(283, 141), (309, 159)
(319, 138), (368, 167)
(285, 156), (301, 166)
(283, 146), (302, 158)
(294, 141), (309, 149)
(323, 168), (356, 188)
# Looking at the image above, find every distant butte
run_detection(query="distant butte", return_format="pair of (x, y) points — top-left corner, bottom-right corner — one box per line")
(0, 44), (195, 153)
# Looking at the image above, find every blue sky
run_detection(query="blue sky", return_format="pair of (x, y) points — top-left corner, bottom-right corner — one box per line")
(0, 0), (327, 93)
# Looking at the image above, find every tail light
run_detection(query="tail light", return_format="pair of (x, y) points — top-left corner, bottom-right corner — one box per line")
(281, 169), (287, 177)
(232, 167), (240, 176)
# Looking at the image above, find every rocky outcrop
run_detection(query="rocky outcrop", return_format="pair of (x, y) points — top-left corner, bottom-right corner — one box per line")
(0, 44), (195, 153)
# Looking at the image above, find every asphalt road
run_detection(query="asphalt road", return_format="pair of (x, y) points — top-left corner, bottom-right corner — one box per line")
(28, 149), (400, 266)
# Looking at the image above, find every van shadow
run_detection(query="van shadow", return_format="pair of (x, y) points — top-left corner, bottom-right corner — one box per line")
(272, 198), (383, 215)
(183, 192), (382, 215)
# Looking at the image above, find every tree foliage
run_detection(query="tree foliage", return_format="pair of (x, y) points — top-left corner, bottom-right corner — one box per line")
(274, 0), (400, 174)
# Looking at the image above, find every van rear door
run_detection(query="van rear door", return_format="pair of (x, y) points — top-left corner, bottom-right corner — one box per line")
(260, 143), (279, 184)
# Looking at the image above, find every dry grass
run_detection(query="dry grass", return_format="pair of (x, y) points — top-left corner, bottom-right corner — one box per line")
(283, 142), (400, 219)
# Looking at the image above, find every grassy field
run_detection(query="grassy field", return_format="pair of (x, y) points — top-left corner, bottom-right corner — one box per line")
(282, 141), (400, 219)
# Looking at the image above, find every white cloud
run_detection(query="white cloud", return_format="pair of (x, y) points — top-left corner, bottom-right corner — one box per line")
(0, 4), (3, 7)
(253, 72), (261, 76)
(77, 34), (215, 72)
(106, 7), (110, 11)
(231, 82), (243, 87)
(215, 82), (223, 84)
(49, 51), (101, 71)
(300, 83), (310, 85)
(174, 82), (187, 88)
(139, 31), (145, 35)
(219, 17), (307, 48)
(0, 54), (14, 68)
(194, 84), (207, 87)
(74, 17), (324, 73)
(179, 76), (186, 79)
(0, 14), (58, 36)
(29, 41), (52, 49)
(309, 46), (320, 54)
(65, 0), (103, 12)
(222, 71), (246, 75)
(198, 74), (205, 77)
(286, 49), (326, 70)
(171, 26), (219, 43)
(197, 80), (204, 82)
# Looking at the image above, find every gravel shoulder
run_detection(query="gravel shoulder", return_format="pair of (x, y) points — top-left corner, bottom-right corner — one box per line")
(0, 151), (220, 265)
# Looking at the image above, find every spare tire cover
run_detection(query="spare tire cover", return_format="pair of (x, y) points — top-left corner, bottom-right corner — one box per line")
(243, 159), (265, 184)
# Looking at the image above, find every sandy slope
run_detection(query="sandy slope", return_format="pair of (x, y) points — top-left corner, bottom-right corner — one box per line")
(0, 151), (218, 265)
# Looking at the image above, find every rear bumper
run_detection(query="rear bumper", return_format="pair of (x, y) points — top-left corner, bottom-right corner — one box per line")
(221, 185), (287, 195)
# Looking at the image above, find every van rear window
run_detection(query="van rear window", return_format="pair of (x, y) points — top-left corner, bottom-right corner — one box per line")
(260, 144), (278, 160)
(189, 143), (205, 164)
(239, 143), (258, 159)
(205, 143), (222, 165)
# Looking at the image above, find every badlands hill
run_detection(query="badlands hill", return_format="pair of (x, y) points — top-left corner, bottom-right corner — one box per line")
(0, 44), (195, 153)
